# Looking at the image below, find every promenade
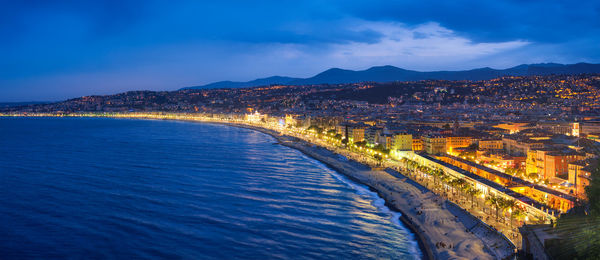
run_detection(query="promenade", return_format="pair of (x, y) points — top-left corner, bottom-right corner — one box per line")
(239, 124), (515, 260)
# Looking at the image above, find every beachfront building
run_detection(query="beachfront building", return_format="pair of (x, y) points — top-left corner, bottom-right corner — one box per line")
(352, 126), (366, 143)
(423, 135), (447, 155)
(446, 136), (474, 154)
(378, 134), (393, 150)
(336, 122), (357, 141)
(284, 114), (297, 127)
(293, 115), (312, 129)
(365, 126), (383, 147)
(336, 123), (348, 137)
(412, 138), (424, 152)
(245, 111), (265, 123)
(392, 133), (413, 151)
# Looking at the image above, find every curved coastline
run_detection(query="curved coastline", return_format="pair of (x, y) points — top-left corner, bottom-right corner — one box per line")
(136, 117), (512, 259)
(306, 153), (432, 260)
(2, 115), (508, 259)
(90, 117), (432, 257)
(0, 116), (426, 259)
(216, 122), (514, 260)
(224, 123), (436, 259)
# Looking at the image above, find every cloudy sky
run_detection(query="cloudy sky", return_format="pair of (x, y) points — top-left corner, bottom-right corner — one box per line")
(1, 0), (599, 101)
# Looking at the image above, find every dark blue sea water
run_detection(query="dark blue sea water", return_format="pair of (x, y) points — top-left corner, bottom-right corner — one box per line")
(0, 117), (420, 259)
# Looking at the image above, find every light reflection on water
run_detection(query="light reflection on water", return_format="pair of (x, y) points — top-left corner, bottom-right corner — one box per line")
(0, 117), (421, 259)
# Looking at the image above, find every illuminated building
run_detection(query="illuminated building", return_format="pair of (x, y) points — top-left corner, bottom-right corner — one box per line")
(423, 135), (447, 155)
(479, 139), (503, 150)
(568, 159), (596, 199)
(284, 114), (297, 127)
(527, 149), (585, 180)
(392, 133), (413, 151)
(352, 126), (366, 143)
(446, 136), (473, 153)
(572, 122), (579, 137)
(412, 138), (423, 152)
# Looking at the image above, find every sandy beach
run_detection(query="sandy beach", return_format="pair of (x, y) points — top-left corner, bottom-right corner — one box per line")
(231, 123), (515, 260)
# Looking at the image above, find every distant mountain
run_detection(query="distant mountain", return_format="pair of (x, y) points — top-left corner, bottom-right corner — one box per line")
(181, 62), (600, 90)
(181, 76), (299, 90)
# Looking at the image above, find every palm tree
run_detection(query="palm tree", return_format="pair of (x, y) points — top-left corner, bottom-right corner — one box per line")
(419, 166), (428, 180)
(511, 208), (526, 228)
(448, 178), (466, 201)
(441, 175), (452, 198)
(446, 178), (454, 196)
(486, 195), (500, 221)
(410, 161), (417, 177)
(497, 197), (510, 224)
(427, 167), (436, 186)
(456, 179), (468, 194)
(504, 199), (518, 227)
(413, 162), (421, 179)
(431, 168), (443, 192)
(422, 167), (431, 188)
(473, 189), (483, 209)
(438, 169), (447, 192)
(401, 158), (408, 170)
(466, 187), (482, 209)
(408, 160), (416, 170)
(450, 179), (459, 200)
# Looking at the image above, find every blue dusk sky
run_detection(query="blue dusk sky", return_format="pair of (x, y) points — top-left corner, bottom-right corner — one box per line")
(1, 0), (599, 102)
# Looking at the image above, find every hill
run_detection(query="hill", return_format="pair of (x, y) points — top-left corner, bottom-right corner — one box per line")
(181, 76), (299, 90)
(182, 62), (600, 90)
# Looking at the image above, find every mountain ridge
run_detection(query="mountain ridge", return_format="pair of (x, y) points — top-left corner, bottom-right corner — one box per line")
(181, 62), (600, 90)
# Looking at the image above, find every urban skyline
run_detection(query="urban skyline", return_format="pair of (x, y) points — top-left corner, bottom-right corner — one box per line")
(2, 1), (600, 259)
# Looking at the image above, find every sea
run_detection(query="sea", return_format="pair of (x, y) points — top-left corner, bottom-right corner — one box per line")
(0, 117), (421, 259)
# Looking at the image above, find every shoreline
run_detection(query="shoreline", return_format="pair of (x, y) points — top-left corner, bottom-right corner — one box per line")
(299, 147), (434, 260)
(222, 122), (517, 260)
(216, 122), (433, 259)
(3, 116), (510, 259)
(289, 139), (433, 260)
(224, 123), (475, 259)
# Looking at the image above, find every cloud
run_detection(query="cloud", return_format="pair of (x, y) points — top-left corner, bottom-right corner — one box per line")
(254, 21), (530, 71)
(334, 22), (528, 57)
(0, 0), (598, 101)
(339, 0), (600, 43)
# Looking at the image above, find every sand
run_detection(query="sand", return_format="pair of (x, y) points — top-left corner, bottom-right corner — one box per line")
(233, 124), (516, 260)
